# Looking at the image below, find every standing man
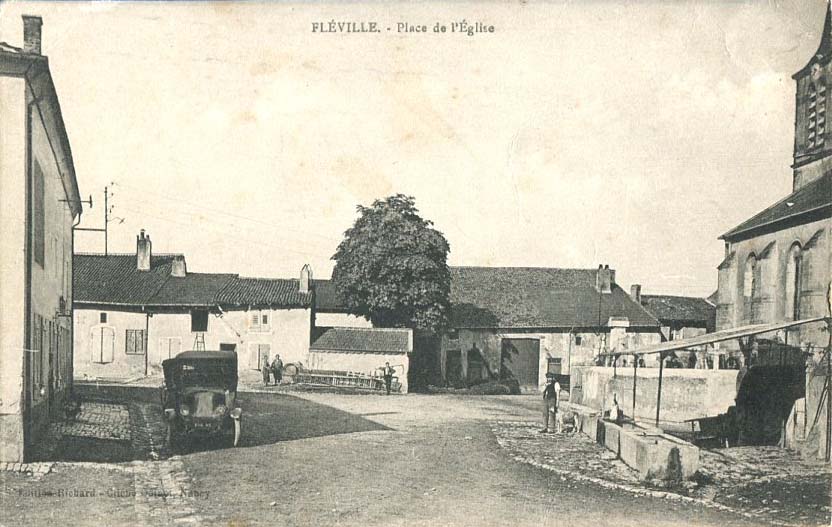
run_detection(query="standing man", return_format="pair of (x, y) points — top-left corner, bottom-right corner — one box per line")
(539, 373), (561, 433)
(261, 358), (271, 386)
(381, 362), (396, 395)
(271, 355), (284, 386)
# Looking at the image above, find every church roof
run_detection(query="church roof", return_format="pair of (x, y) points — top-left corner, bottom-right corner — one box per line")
(793, 2), (832, 79)
(720, 172), (831, 241)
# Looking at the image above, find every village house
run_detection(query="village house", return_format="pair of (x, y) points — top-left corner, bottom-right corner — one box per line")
(73, 231), (416, 390)
(311, 278), (373, 328)
(630, 286), (716, 342)
(630, 285), (717, 369)
(73, 231), (314, 379)
(441, 265), (663, 392)
(308, 327), (412, 392)
(715, 4), (832, 461)
(0, 17), (82, 463)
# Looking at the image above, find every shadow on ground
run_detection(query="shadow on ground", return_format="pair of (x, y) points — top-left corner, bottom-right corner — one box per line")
(72, 383), (391, 458)
(51, 436), (134, 463)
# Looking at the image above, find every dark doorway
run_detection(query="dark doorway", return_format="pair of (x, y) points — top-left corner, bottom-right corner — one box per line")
(501, 338), (540, 393)
(446, 350), (463, 387)
(467, 347), (485, 383)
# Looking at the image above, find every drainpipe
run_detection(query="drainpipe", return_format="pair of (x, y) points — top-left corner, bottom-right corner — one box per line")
(632, 357), (638, 422)
(144, 309), (150, 377)
(22, 86), (42, 460)
(70, 212), (81, 393)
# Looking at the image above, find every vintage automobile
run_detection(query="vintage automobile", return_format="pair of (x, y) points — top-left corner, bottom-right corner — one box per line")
(161, 350), (242, 448)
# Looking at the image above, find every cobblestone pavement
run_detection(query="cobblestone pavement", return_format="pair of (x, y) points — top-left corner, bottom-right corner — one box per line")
(5, 396), (212, 525)
(492, 420), (832, 526)
(695, 447), (831, 526)
(129, 458), (215, 526)
(53, 402), (131, 441)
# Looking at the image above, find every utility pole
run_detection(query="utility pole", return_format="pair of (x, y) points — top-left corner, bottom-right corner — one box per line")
(74, 186), (122, 255)
(104, 185), (109, 255)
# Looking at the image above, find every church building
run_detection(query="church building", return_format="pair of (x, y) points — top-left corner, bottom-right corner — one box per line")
(715, 4), (832, 461)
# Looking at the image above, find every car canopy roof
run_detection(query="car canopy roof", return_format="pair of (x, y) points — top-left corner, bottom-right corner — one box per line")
(162, 350), (238, 391)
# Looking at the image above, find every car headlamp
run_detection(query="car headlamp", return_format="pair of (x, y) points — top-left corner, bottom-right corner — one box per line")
(215, 405), (227, 415)
(180, 406), (190, 416)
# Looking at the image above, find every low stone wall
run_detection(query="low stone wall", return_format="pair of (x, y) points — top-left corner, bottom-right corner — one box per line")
(571, 366), (739, 423)
(562, 401), (699, 481)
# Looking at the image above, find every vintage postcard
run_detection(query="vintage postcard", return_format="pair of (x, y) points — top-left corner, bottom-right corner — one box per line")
(0, 1), (830, 526)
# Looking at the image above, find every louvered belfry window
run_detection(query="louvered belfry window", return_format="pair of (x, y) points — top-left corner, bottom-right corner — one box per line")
(808, 82), (826, 149)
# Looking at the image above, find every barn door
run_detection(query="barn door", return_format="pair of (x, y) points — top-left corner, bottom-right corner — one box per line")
(501, 338), (540, 393)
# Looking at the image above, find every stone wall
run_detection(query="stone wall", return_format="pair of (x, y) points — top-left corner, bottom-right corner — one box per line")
(571, 366), (739, 423)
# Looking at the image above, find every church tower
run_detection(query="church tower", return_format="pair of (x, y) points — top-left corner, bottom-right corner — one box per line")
(792, 2), (832, 190)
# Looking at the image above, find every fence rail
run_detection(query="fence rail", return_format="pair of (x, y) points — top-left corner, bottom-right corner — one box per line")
(293, 371), (401, 392)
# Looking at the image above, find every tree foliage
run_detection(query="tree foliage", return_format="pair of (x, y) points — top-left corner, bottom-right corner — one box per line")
(331, 194), (451, 331)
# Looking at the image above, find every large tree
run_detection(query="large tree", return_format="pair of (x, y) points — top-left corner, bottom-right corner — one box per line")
(332, 194), (451, 331)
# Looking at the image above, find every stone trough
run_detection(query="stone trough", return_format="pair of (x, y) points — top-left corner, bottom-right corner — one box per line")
(562, 401), (699, 482)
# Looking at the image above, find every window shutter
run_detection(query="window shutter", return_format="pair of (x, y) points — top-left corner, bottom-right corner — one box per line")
(90, 328), (99, 363)
(102, 328), (115, 363)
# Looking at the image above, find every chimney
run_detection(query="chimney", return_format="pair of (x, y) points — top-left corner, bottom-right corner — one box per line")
(596, 264), (612, 294)
(137, 230), (151, 271)
(630, 284), (642, 304)
(22, 16), (42, 55)
(299, 264), (312, 294)
(171, 255), (186, 278)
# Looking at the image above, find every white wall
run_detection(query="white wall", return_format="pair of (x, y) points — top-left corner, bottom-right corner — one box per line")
(0, 75), (26, 462)
(315, 312), (372, 328)
(217, 308), (311, 371)
(74, 308), (149, 379)
(74, 306), (313, 378)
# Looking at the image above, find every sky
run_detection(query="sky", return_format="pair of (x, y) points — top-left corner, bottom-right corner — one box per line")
(0, 0), (827, 296)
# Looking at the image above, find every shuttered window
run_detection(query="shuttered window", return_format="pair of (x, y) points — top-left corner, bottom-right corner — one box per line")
(33, 161), (45, 267)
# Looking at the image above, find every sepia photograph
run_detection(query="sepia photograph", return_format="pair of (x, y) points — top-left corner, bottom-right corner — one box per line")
(0, 1), (830, 525)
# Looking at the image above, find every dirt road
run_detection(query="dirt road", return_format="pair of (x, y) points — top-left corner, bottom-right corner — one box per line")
(182, 391), (760, 527)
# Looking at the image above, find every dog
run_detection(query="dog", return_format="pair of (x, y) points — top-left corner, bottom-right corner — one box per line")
(64, 392), (81, 421)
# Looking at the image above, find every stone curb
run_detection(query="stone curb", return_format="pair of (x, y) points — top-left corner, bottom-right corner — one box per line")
(0, 461), (54, 478)
(491, 423), (795, 527)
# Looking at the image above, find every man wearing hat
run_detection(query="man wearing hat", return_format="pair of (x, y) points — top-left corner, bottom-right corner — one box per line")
(539, 373), (561, 433)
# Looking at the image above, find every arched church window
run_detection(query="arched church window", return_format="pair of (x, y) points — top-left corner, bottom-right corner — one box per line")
(808, 82), (826, 148)
(743, 254), (758, 299)
(784, 244), (802, 320)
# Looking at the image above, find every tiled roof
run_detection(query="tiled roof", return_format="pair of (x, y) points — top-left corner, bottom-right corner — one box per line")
(720, 173), (831, 241)
(640, 295), (716, 330)
(74, 254), (181, 305)
(148, 273), (236, 306)
(74, 254), (311, 309)
(310, 327), (411, 354)
(314, 268), (660, 329)
(215, 277), (312, 308)
(449, 267), (660, 329)
(312, 279), (346, 311)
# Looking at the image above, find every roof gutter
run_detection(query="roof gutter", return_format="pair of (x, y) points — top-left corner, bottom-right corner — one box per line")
(720, 203), (832, 241)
